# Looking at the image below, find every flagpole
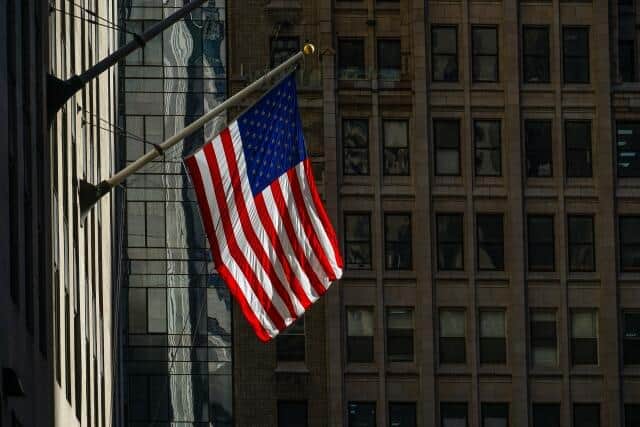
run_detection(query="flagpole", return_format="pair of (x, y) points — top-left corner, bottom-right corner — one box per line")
(78, 43), (316, 221)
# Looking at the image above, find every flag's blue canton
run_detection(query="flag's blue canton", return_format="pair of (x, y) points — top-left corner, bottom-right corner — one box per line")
(237, 75), (307, 195)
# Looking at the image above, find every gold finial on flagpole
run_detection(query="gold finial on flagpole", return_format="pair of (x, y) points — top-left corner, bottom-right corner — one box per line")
(303, 43), (316, 56)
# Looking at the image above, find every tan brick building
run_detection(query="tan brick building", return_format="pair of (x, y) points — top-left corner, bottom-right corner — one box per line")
(227, 1), (640, 426)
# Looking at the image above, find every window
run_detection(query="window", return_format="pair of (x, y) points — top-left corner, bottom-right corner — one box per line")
(617, 122), (640, 177)
(625, 404), (640, 427)
(343, 118), (370, 176)
(432, 26), (458, 82)
(472, 26), (499, 82)
(384, 213), (412, 270)
(339, 39), (366, 79)
(530, 310), (557, 367)
(477, 214), (504, 271)
(389, 402), (416, 427)
(434, 119), (460, 176)
(271, 37), (299, 67)
(533, 403), (560, 427)
(439, 309), (466, 364)
(344, 213), (372, 270)
(474, 120), (501, 176)
(481, 403), (509, 427)
(623, 312), (640, 365)
(619, 0), (636, 82)
(387, 307), (414, 361)
(479, 310), (506, 364)
(347, 307), (374, 363)
(527, 215), (555, 271)
(348, 402), (376, 427)
(437, 214), (464, 271)
(573, 403), (600, 427)
(378, 39), (401, 80)
(620, 216), (640, 271)
(278, 401), (307, 427)
(525, 120), (553, 177)
(571, 310), (598, 365)
(523, 26), (550, 83)
(277, 316), (305, 362)
(563, 27), (590, 83)
(128, 288), (167, 334)
(383, 120), (410, 176)
(441, 402), (468, 427)
(128, 375), (170, 421)
(565, 121), (592, 177)
(568, 215), (595, 272)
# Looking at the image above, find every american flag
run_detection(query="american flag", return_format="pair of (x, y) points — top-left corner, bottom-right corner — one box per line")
(184, 74), (343, 342)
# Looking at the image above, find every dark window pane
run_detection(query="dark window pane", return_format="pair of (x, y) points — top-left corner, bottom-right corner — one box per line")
(383, 120), (410, 176)
(625, 404), (640, 427)
(571, 310), (598, 365)
(480, 311), (506, 364)
(624, 312), (640, 365)
(378, 39), (401, 80)
(565, 121), (592, 177)
(389, 402), (416, 427)
(617, 122), (640, 177)
(533, 403), (560, 427)
(573, 404), (600, 427)
(472, 27), (498, 82)
(525, 120), (553, 177)
(620, 216), (640, 271)
(482, 403), (509, 427)
(343, 118), (370, 176)
(277, 317), (305, 362)
(385, 214), (412, 270)
(129, 376), (149, 421)
(477, 214), (504, 271)
(432, 26), (458, 82)
(147, 288), (167, 333)
(387, 308), (414, 361)
(347, 307), (374, 363)
(474, 120), (501, 176)
(523, 26), (550, 83)
(434, 119), (460, 176)
(527, 215), (555, 271)
(440, 310), (466, 364)
(437, 214), (464, 270)
(339, 39), (366, 79)
(278, 401), (308, 427)
(619, 40), (635, 82)
(345, 214), (372, 270)
(568, 216), (595, 272)
(531, 311), (557, 367)
(441, 402), (468, 427)
(563, 27), (590, 83)
(348, 402), (376, 427)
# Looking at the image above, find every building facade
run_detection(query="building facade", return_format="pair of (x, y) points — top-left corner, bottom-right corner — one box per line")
(118, 0), (233, 426)
(227, 0), (640, 426)
(1, 0), (118, 426)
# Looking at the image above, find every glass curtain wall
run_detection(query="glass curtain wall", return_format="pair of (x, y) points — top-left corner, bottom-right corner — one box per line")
(119, 1), (232, 425)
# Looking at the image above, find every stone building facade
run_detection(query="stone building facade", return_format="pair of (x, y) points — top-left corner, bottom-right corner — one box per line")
(226, 0), (640, 426)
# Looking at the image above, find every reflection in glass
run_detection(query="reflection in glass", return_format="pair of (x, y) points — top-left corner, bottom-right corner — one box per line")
(383, 120), (409, 176)
(343, 119), (369, 175)
(384, 214), (412, 270)
(345, 213), (372, 270)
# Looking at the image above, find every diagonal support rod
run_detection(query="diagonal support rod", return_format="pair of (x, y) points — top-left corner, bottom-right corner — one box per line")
(78, 43), (316, 222)
(47, 0), (208, 124)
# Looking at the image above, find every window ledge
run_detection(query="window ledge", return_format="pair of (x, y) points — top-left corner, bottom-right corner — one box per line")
(275, 362), (309, 374)
(622, 367), (640, 377)
(386, 362), (418, 375)
(529, 367), (563, 376)
(570, 366), (602, 377)
(618, 273), (640, 284)
(345, 364), (378, 375)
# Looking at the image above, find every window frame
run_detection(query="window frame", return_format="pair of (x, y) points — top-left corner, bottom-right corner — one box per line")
(522, 25), (551, 84)
(530, 309), (558, 367)
(382, 118), (410, 176)
(384, 212), (413, 271)
(431, 25), (459, 82)
(479, 309), (507, 365)
(436, 213), (465, 271)
(344, 212), (372, 270)
(471, 25), (499, 83)
(565, 120), (593, 178)
(570, 309), (599, 366)
(346, 306), (375, 364)
(342, 117), (370, 176)
(476, 213), (505, 271)
(567, 215), (596, 272)
(386, 306), (415, 362)
(562, 26), (590, 84)
(474, 119), (502, 177)
(276, 316), (306, 363)
(524, 119), (553, 178)
(338, 38), (366, 80)
(439, 308), (467, 365)
(434, 118), (461, 176)
(377, 38), (402, 81)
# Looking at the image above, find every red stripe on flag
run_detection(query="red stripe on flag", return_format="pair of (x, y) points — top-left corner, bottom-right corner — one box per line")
(268, 181), (328, 297)
(219, 129), (298, 318)
(287, 168), (338, 280)
(302, 159), (344, 269)
(253, 193), (313, 309)
(184, 155), (272, 342)
(202, 143), (287, 332)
